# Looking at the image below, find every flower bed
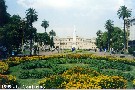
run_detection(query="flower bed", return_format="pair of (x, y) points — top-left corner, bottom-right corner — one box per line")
(0, 74), (18, 89)
(4, 54), (135, 67)
(133, 79), (135, 88)
(0, 61), (9, 74)
(39, 67), (127, 89)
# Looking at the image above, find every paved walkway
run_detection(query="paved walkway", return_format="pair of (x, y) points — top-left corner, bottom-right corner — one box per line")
(38, 50), (135, 59)
(39, 50), (59, 55)
(92, 51), (134, 59)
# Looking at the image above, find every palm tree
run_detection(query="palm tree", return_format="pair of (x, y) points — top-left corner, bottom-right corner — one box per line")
(105, 20), (114, 51)
(41, 20), (49, 32)
(25, 8), (38, 55)
(96, 30), (102, 37)
(117, 5), (132, 52)
(49, 29), (56, 38)
(49, 30), (56, 50)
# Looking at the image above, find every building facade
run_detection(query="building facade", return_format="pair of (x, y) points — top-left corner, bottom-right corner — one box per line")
(128, 18), (135, 47)
(54, 36), (97, 50)
(129, 18), (135, 41)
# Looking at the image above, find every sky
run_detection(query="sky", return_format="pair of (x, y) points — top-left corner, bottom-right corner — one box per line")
(6, 0), (135, 38)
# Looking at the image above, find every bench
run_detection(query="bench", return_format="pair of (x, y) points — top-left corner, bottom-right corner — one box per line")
(120, 55), (125, 58)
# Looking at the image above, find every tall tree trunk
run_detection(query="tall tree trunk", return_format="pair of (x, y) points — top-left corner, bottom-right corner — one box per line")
(45, 28), (46, 32)
(21, 30), (24, 55)
(30, 24), (33, 56)
(123, 20), (126, 53)
(126, 30), (129, 52)
(30, 34), (32, 56)
(108, 33), (110, 51)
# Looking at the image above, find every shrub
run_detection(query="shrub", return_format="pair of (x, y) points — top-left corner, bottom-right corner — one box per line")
(100, 70), (134, 81)
(62, 66), (100, 77)
(39, 67), (127, 89)
(94, 75), (127, 89)
(52, 65), (69, 74)
(128, 47), (135, 54)
(19, 69), (54, 79)
(39, 75), (65, 89)
(133, 79), (135, 88)
(121, 73), (134, 81)
(19, 70), (29, 79)
(0, 74), (18, 89)
(0, 61), (9, 74)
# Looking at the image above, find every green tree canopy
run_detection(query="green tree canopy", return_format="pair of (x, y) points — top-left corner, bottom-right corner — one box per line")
(117, 5), (132, 52)
(0, 0), (10, 27)
(49, 29), (56, 37)
(25, 8), (38, 55)
(41, 20), (49, 32)
(105, 19), (114, 51)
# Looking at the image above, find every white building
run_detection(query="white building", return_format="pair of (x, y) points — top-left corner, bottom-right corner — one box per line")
(53, 36), (97, 50)
(129, 18), (135, 40)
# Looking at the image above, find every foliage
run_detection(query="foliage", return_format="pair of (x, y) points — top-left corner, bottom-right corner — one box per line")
(105, 19), (114, 51)
(128, 47), (135, 54)
(95, 30), (103, 48)
(96, 27), (124, 51)
(100, 70), (134, 81)
(52, 65), (69, 74)
(41, 20), (49, 32)
(0, 74), (18, 89)
(0, 15), (27, 54)
(50, 36), (55, 48)
(36, 32), (50, 46)
(111, 27), (124, 50)
(19, 69), (54, 79)
(0, 61), (8, 74)
(25, 8), (38, 55)
(39, 67), (127, 89)
(5, 53), (135, 67)
(117, 5), (132, 50)
(117, 5), (132, 20)
(133, 79), (135, 88)
(0, 0), (10, 27)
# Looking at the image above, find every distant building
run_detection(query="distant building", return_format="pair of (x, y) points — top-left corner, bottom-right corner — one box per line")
(53, 36), (97, 50)
(129, 18), (135, 40)
(129, 18), (135, 47)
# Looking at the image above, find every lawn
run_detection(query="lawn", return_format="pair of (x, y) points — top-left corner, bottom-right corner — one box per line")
(8, 56), (135, 89)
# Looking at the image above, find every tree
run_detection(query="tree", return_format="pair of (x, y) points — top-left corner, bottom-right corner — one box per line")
(0, 0), (10, 27)
(96, 30), (102, 37)
(49, 30), (56, 49)
(0, 15), (26, 55)
(36, 32), (50, 46)
(105, 19), (114, 51)
(49, 29), (56, 37)
(19, 19), (27, 53)
(96, 27), (124, 53)
(117, 5), (132, 52)
(101, 31), (108, 50)
(111, 27), (124, 51)
(96, 30), (103, 49)
(41, 20), (49, 32)
(25, 8), (38, 55)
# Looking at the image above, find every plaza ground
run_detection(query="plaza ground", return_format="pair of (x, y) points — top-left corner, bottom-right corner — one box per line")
(39, 50), (135, 59)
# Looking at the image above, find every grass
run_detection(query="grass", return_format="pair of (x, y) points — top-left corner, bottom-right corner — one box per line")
(59, 63), (89, 68)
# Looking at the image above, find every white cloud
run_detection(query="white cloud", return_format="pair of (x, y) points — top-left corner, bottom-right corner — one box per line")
(17, 0), (72, 9)
(17, 0), (125, 10)
(16, 0), (134, 38)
